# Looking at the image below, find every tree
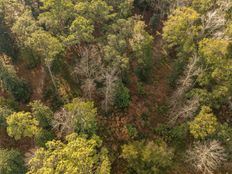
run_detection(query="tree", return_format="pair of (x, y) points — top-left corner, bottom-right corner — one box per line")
(191, 0), (215, 13)
(121, 140), (174, 174)
(75, 0), (113, 25)
(25, 30), (64, 89)
(189, 106), (218, 139)
(65, 98), (97, 134)
(163, 7), (200, 54)
(195, 38), (232, 108)
(101, 67), (119, 113)
(130, 19), (154, 81)
(52, 98), (97, 137)
(29, 100), (53, 129)
(0, 54), (31, 102)
(34, 129), (54, 147)
(186, 140), (227, 174)
(0, 0), (26, 27)
(65, 16), (94, 45)
(103, 17), (135, 69)
(0, 149), (26, 174)
(106, 0), (133, 18)
(226, 23), (232, 37)
(29, 100), (54, 147)
(38, 0), (75, 35)
(168, 54), (201, 124)
(0, 106), (13, 127)
(129, 19), (153, 59)
(27, 133), (111, 174)
(6, 112), (39, 140)
(200, 6), (227, 37)
(11, 9), (39, 46)
(73, 45), (103, 99)
(114, 82), (130, 109)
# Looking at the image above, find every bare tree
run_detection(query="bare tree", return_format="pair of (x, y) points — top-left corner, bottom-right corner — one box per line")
(168, 54), (202, 124)
(169, 97), (200, 124)
(52, 108), (74, 138)
(73, 45), (103, 99)
(101, 66), (119, 113)
(201, 0), (232, 38)
(186, 140), (227, 174)
(201, 9), (226, 38)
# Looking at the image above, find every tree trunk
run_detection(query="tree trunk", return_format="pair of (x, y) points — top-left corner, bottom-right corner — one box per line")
(47, 65), (57, 90)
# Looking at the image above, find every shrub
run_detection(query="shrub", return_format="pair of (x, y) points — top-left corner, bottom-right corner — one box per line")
(126, 124), (138, 139)
(168, 57), (187, 88)
(134, 0), (152, 10)
(35, 129), (54, 147)
(20, 48), (40, 69)
(0, 107), (13, 127)
(43, 85), (63, 111)
(0, 97), (18, 110)
(150, 14), (160, 30)
(135, 46), (153, 82)
(0, 69), (31, 103)
(137, 81), (146, 96)
(0, 149), (26, 174)
(29, 100), (53, 129)
(114, 82), (130, 109)
(154, 123), (188, 148)
(10, 79), (31, 103)
(157, 104), (169, 116)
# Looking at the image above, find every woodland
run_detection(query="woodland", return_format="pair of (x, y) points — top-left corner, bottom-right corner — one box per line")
(0, 0), (231, 174)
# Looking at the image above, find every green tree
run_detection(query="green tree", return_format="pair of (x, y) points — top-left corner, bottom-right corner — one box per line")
(103, 17), (153, 70)
(6, 112), (39, 140)
(106, 0), (133, 18)
(75, 0), (113, 25)
(121, 140), (173, 174)
(11, 9), (39, 45)
(25, 30), (63, 89)
(34, 129), (54, 147)
(189, 106), (218, 139)
(163, 7), (200, 54)
(29, 100), (54, 147)
(65, 15), (94, 45)
(65, 98), (98, 135)
(29, 100), (53, 129)
(114, 82), (130, 109)
(0, 0), (25, 27)
(0, 149), (26, 174)
(39, 0), (75, 35)
(198, 38), (230, 84)
(130, 19), (153, 59)
(194, 38), (232, 108)
(53, 98), (98, 136)
(0, 106), (13, 127)
(0, 54), (31, 102)
(27, 133), (111, 174)
(191, 0), (215, 13)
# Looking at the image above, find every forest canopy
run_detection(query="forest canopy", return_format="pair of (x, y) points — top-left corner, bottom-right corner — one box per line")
(0, 0), (231, 174)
